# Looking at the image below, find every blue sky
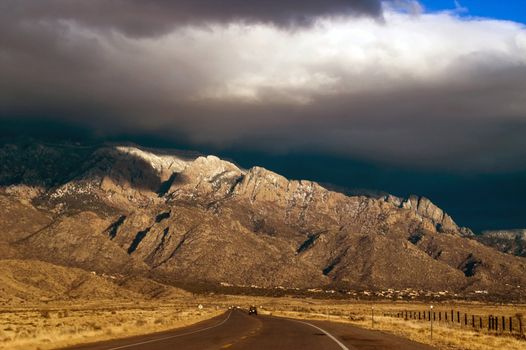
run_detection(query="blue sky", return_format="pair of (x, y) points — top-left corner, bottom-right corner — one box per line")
(423, 0), (526, 24)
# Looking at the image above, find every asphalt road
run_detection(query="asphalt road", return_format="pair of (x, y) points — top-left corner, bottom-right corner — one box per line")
(62, 309), (435, 350)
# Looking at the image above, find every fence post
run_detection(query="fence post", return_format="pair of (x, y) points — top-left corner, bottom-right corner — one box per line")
(445, 312), (448, 322)
(451, 310), (454, 322)
(439, 312), (441, 322)
(488, 315), (492, 331)
(457, 311), (460, 324)
(510, 317), (513, 333)
(472, 315), (475, 328)
(502, 316), (505, 333)
(479, 316), (482, 329)
(430, 305), (434, 341)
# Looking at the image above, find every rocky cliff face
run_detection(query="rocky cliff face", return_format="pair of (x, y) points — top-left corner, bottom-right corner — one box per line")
(477, 230), (526, 257)
(1, 141), (525, 299)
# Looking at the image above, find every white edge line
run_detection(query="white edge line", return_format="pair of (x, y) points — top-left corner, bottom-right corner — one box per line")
(106, 310), (233, 350)
(292, 320), (350, 350)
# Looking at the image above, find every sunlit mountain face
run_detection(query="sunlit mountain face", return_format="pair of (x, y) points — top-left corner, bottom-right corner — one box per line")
(1, 0), (525, 232)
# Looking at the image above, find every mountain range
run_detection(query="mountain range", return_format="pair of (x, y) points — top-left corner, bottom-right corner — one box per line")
(1, 140), (525, 301)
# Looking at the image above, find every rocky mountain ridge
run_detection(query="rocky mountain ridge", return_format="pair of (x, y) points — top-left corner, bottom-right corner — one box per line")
(477, 229), (526, 257)
(1, 141), (525, 300)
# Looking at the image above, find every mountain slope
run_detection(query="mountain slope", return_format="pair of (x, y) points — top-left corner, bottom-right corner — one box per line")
(0, 259), (188, 303)
(1, 141), (525, 300)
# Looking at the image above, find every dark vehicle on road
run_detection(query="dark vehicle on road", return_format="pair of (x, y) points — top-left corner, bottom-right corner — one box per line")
(248, 306), (257, 315)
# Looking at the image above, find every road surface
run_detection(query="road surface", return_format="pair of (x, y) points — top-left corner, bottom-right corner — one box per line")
(62, 309), (435, 350)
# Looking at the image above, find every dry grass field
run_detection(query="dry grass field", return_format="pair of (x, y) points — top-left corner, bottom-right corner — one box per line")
(1, 295), (525, 350)
(248, 298), (526, 350)
(0, 300), (222, 350)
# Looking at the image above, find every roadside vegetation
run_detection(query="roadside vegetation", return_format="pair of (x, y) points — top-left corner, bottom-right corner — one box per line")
(1, 296), (525, 350)
(255, 298), (526, 350)
(0, 301), (222, 350)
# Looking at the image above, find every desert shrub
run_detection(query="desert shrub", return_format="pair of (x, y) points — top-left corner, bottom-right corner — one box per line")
(135, 319), (147, 326)
(349, 315), (365, 321)
(85, 322), (102, 331)
(16, 330), (30, 339)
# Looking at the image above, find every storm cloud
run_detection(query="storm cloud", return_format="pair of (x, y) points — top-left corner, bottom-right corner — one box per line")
(1, 1), (526, 172)
(2, 0), (383, 36)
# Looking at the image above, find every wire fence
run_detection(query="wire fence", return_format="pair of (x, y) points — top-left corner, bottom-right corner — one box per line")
(384, 309), (525, 337)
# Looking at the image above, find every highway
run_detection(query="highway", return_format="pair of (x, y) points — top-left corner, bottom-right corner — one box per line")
(62, 309), (435, 350)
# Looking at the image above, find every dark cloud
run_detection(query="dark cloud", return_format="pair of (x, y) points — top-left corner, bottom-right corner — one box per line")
(0, 2), (525, 174)
(2, 0), (383, 37)
(1, 0), (526, 231)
